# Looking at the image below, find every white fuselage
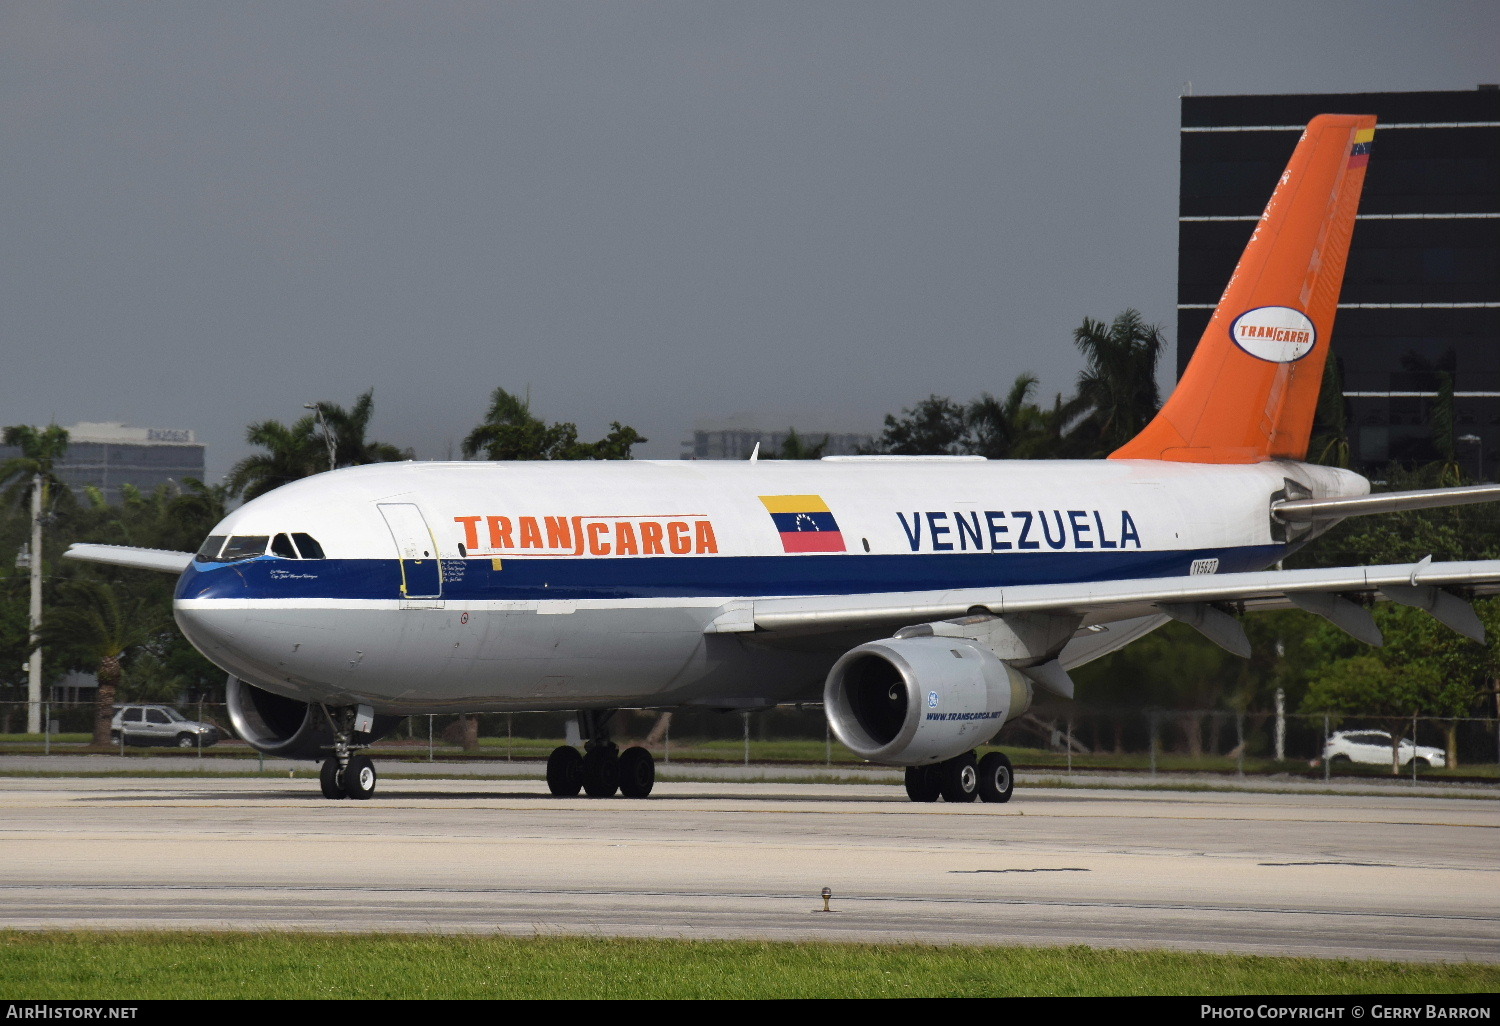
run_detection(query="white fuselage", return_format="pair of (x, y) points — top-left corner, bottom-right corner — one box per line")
(173, 457), (1366, 714)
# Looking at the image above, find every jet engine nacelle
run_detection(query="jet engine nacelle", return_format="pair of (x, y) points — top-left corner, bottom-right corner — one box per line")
(225, 677), (404, 760)
(823, 636), (1032, 766)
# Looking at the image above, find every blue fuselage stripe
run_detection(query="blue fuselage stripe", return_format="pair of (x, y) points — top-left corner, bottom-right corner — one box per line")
(176, 546), (1285, 603)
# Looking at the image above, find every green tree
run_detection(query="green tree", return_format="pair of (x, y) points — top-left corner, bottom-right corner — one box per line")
(37, 579), (165, 746)
(870, 395), (973, 455)
(0, 425), (72, 509)
(82, 479), (229, 554)
(1308, 356), (1352, 469)
(227, 389), (407, 500)
(1300, 604), (1484, 772)
(314, 388), (409, 469)
(225, 415), (322, 500)
(1070, 309), (1165, 456)
(967, 374), (1039, 459)
(773, 428), (828, 460)
(462, 387), (645, 461)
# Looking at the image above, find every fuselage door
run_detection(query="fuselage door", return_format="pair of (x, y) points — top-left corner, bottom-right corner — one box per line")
(377, 502), (443, 601)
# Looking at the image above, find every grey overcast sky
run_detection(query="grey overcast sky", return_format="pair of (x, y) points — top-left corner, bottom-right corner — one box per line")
(3, 1), (1496, 480)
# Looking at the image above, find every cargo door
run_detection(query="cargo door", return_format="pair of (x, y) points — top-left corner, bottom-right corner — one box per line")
(377, 502), (443, 603)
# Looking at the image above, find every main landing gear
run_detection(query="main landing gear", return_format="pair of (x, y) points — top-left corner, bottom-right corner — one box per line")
(903, 750), (1013, 804)
(317, 706), (378, 801)
(546, 710), (655, 798)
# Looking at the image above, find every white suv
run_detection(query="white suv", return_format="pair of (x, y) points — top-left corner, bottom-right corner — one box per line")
(110, 705), (225, 748)
(1323, 729), (1446, 770)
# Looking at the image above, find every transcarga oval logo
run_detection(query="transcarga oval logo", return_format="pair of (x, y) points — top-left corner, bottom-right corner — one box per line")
(1229, 306), (1316, 363)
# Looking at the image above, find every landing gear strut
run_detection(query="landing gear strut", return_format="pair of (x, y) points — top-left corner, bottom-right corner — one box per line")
(317, 705), (378, 801)
(545, 710), (655, 798)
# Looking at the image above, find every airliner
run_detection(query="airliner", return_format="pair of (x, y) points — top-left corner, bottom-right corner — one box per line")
(68, 114), (1500, 803)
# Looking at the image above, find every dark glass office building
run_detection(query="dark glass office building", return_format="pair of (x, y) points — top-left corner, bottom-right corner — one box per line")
(1179, 88), (1499, 477)
(0, 422), (206, 505)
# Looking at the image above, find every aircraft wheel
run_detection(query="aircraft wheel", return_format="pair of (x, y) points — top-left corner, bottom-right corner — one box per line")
(977, 751), (1014, 803)
(344, 755), (377, 800)
(903, 765), (941, 803)
(546, 745), (584, 797)
(618, 746), (655, 798)
(937, 751), (978, 803)
(582, 747), (621, 798)
(319, 758), (348, 800)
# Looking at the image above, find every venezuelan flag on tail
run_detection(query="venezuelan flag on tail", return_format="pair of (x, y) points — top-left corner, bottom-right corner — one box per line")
(760, 494), (847, 552)
(1111, 114), (1377, 464)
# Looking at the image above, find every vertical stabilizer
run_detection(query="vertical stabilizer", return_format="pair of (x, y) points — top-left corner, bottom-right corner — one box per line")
(1111, 114), (1376, 463)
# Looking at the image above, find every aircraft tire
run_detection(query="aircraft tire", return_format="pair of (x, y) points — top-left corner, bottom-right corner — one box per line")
(618, 746), (655, 798)
(344, 755), (377, 800)
(319, 758), (348, 800)
(546, 745), (584, 797)
(977, 751), (1014, 803)
(903, 765), (941, 803)
(582, 747), (621, 798)
(937, 751), (979, 803)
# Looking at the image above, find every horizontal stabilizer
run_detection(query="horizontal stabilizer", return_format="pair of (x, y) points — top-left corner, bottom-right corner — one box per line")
(65, 543), (193, 574)
(1274, 484), (1500, 522)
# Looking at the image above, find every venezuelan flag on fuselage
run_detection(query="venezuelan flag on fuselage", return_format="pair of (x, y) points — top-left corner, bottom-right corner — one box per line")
(759, 494), (846, 553)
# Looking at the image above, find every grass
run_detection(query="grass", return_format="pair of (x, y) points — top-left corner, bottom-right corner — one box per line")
(0, 931), (1494, 999)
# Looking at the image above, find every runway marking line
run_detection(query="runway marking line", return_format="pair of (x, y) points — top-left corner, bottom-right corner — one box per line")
(1, 881), (1496, 925)
(2, 796), (1495, 835)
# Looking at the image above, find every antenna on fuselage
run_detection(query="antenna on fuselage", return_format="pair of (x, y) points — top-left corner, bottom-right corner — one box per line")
(749, 443), (760, 462)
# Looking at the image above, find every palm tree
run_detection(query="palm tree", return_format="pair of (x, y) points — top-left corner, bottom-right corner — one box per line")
(315, 388), (409, 468)
(968, 374), (1051, 459)
(37, 580), (164, 746)
(462, 388), (564, 460)
(1, 424), (72, 734)
(226, 389), (406, 500)
(775, 428), (828, 460)
(1071, 309), (1165, 456)
(225, 415), (322, 500)
(1430, 373), (1464, 486)
(1308, 356), (1353, 469)
(0, 424), (72, 510)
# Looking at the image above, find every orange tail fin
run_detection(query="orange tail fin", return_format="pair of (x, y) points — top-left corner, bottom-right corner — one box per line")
(1111, 114), (1376, 464)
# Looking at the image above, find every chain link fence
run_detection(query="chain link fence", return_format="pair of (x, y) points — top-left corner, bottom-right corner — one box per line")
(1, 699), (1497, 779)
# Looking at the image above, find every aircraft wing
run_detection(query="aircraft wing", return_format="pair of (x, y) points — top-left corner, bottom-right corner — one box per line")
(710, 556), (1500, 650)
(65, 543), (195, 574)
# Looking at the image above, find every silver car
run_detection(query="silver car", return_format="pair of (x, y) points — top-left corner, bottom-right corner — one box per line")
(1323, 729), (1446, 770)
(110, 704), (225, 748)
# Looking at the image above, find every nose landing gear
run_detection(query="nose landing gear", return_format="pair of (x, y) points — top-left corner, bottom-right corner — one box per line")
(316, 705), (378, 801)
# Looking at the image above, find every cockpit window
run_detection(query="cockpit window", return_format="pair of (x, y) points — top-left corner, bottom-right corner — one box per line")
(271, 533), (298, 559)
(219, 535), (270, 562)
(292, 533), (326, 559)
(195, 535), (227, 562)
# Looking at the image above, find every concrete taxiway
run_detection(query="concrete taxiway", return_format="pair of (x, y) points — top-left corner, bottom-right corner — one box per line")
(1, 773), (1496, 963)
